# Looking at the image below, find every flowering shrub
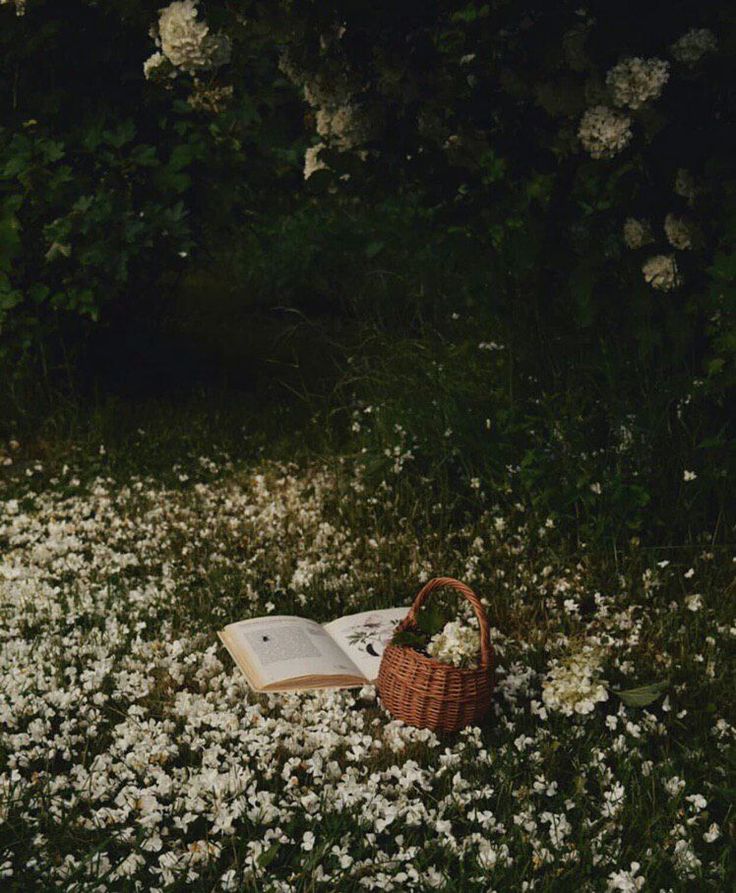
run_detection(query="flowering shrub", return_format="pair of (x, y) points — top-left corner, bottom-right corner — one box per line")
(144, 1), (231, 82)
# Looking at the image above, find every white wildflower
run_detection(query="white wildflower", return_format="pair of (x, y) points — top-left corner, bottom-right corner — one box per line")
(671, 28), (718, 65)
(703, 822), (721, 843)
(664, 775), (686, 797)
(642, 254), (681, 291)
(301, 831), (315, 852)
(607, 57), (670, 109)
(683, 469), (697, 481)
(686, 794), (707, 811)
(110, 852), (146, 880)
(578, 106), (633, 159)
(685, 594), (703, 612)
(476, 839), (499, 869)
(601, 781), (626, 818)
(672, 836), (701, 879)
(623, 218), (654, 250)
(607, 861), (645, 892)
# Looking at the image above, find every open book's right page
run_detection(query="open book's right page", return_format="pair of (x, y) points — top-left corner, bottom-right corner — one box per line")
(323, 607), (407, 681)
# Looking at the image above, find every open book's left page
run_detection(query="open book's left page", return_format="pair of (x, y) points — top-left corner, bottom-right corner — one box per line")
(219, 615), (365, 691)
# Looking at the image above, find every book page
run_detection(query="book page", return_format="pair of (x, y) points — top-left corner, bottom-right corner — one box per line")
(323, 607), (407, 681)
(220, 615), (364, 687)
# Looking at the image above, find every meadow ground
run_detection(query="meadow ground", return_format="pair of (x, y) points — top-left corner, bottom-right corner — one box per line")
(0, 419), (735, 892)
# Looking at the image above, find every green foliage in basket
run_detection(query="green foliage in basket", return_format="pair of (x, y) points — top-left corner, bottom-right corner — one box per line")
(390, 600), (455, 653)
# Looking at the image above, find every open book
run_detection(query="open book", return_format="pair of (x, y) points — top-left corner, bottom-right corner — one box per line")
(218, 607), (406, 692)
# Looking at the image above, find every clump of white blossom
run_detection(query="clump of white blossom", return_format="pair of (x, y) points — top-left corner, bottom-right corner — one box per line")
(279, 49), (375, 172)
(0, 0), (25, 14)
(144, 1), (231, 79)
(542, 647), (609, 716)
(642, 254), (681, 291)
(623, 217), (654, 250)
(303, 143), (328, 180)
(671, 28), (718, 65)
(578, 105), (633, 159)
(607, 861), (645, 891)
(664, 213), (697, 250)
(143, 51), (170, 81)
(314, 102), (373, 151)
(426, 620), (481, 668)
(606, 57), (670, 110)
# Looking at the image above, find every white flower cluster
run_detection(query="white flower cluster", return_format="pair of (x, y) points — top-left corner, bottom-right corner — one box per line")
(664, 213), (696, 250)
(280, 50), (375, 177)
(671, 28), (718, 65)
(578, 106), (633, 160)
(607, 860), (645, 891)
(622, 218), (653, 250)
(0, 0), (25, 14)
(426, 620), (481, 668)
(642, 254), (681, 291)
(542, 647), (609, 716)
(304, 143), (328, 180)
(314, 102), (373, 151)
(581, 55), (672, 160)
(144, 1), (231, 80)
(628, 214), (696, 289)
(606, 57), (670, 110)
(143, 52), (169, 80)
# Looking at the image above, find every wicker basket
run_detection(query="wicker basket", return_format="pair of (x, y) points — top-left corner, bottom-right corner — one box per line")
(377, 577), (495, 733)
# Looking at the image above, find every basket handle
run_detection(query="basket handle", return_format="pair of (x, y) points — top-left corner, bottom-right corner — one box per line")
(398, 576), (494, 670)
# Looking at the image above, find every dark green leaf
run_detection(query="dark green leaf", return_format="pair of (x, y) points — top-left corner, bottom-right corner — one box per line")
(391, 629), (428, 650)
(611, 680), (669, 708)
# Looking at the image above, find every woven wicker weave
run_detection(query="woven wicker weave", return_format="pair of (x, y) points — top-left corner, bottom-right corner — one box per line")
(377, 577), (495, 733)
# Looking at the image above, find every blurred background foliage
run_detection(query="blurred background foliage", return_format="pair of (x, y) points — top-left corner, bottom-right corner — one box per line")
(1, 0), (735, 545)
